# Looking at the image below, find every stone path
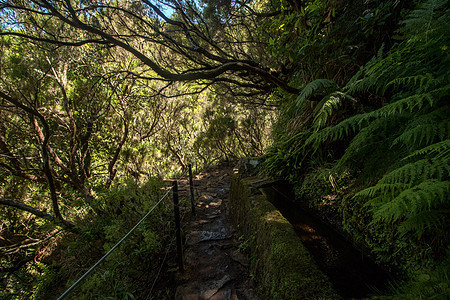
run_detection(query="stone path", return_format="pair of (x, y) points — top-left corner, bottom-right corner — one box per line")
(175, 162), (258, 300)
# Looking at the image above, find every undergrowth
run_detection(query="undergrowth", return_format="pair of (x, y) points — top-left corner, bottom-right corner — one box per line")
(263, 0), (449, 298)
(1, 177), (177, 300)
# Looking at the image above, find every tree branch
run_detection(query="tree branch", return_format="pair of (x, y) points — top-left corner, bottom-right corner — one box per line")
(0, 32), (112, 47)
(0, 197), (52, 219)
(105, 80), (129, 189)
(24, 0), (300, 94)
(1, 230), (62, 254)
(0, 90), (74, 230)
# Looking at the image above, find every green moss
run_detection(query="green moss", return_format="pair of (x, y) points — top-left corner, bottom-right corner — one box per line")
(229, 175), (339, 299)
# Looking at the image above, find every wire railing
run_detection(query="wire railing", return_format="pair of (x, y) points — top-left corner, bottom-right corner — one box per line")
(146, 233), (176, 299)
(57, 164), (196, 299)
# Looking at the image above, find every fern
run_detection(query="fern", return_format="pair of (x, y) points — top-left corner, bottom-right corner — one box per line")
(380, 158), (449, 185)
(345, 45), (386, 94)
(270, 0), (450, 243)
(398, 0), (449, 39)
(306, 89), (444, 149)
(322, 0), (450, 239)
(357, 183), (410, 199)
(392, 106), (449, 149)
(357, 155), (448, 193)
(312, 91), (357, 131)
(387, 73), (435, 92)
(356, 146), (449, 237)
(305, 113), (367, 148)
(398, 209), (446, 236)
(405, 139), (450, 160)
(295, 79), (337, 109)
(372, 180), (449, 224)
(346, 0), (450, 97)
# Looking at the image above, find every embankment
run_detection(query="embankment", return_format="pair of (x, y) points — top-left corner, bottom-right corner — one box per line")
(229, 174), (339, 299)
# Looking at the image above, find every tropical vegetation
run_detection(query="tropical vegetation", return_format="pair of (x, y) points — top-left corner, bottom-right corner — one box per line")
(0, 0), (448, 298)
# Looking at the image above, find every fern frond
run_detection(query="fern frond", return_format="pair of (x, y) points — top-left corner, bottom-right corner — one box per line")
(392, 107), (449, 150)
(305, 112), (370, 148)
(398, 209), (446, 237)
(374, 92), (435, 116)
(345, 45), (386, 94)
(307, 90), (440, 148)
(405, 139), (450, 160)
(387, 73), (434, 91)
(312, 91), (357, 131)
(345, 0), (450, 98)
(373, 180), (450, 222)
(296, 79), (337, 109)
(394, 123), (437, 148)
(379, 158), (450, 185)
(346, 46), (411, 95)
(324, 0), (450, 243)
(356, 183), (410, 199)
(398, 0), (449, 40)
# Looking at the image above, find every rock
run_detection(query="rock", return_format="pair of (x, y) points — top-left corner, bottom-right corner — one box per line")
(175, 163), (257, 300)
(186, 230), (231, 245)
(200, 275), (232, 299)
(209, 288), (235, 300)
(235, 157), (261, 177)
(228, 249), (249, 267)
(209, 199), (222, 207)
(199, 194), (215, 202)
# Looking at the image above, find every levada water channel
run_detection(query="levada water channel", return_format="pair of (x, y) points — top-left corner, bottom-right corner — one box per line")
(260, 182), (396, 299)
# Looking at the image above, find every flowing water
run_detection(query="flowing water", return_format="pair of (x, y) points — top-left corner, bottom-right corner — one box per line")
(261, 184), (394, 299)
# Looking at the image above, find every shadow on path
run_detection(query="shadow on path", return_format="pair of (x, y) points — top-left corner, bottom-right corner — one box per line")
(175, 162), (258, 300)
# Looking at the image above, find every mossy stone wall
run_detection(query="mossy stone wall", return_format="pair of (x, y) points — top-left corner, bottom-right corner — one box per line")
(229, 174), (339, 299)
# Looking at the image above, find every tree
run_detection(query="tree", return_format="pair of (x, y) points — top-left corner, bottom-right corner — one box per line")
(0, 0), (300, 101)
(263, 0), (449, 279)
(0, 33), (152, 227)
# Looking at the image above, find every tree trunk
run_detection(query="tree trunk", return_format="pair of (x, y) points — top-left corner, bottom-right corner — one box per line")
(0, 90), (74, 231)
(0, 198), (77, 232)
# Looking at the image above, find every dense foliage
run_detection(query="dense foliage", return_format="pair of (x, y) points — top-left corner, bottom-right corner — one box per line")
(264, 0), (449, 298)
(0, 1), (271, 297)
(0, 0), (448, 298)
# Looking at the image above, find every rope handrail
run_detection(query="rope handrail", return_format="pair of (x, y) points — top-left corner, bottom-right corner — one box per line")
(146, 186), (192, 299)
(146, 232), (176, 299)
(57, 186), (174, 300)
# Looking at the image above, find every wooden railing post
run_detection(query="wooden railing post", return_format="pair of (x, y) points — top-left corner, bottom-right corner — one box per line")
(172, 181), (184, 272)
(188, 164), (196, 215)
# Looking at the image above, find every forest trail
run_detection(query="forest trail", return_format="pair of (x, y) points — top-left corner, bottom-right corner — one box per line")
(175, 162), (258, 300)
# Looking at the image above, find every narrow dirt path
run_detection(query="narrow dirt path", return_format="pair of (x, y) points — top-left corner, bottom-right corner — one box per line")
(175, 162), (258, 300)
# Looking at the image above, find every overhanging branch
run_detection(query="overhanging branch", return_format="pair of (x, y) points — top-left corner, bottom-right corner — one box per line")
(0, 32), (112, 47)
(26, 0), (301, 94)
